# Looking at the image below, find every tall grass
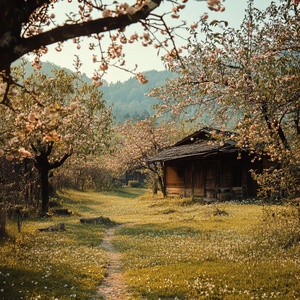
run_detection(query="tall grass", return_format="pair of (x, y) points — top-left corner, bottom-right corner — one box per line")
(0, 189), (299, 299)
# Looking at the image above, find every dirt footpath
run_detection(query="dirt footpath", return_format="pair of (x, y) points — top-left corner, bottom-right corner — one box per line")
(98, 226), (133, 300)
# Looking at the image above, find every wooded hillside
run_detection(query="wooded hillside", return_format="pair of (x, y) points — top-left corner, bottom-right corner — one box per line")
(101, 70), (178, 122)
(13, 60), (177, 123)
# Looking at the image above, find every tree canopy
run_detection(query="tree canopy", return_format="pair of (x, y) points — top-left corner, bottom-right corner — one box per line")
(0, 66), (112, 212)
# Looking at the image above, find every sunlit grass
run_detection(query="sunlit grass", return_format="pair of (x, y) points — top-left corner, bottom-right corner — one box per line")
(1, 188), (299, 299)
(110, 194), (300, 300)
(0, 188), (127, 300)
(0, 220), (107, 299)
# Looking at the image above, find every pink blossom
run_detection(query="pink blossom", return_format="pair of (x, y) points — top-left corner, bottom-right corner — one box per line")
(6, 154), (14, 161)
(18, 148), (32, 159)
(201, 14), (208, 20)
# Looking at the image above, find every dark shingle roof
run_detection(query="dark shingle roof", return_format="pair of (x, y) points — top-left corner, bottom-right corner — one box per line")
(148, 141), (237, 163)
(173, 127), (236, 146)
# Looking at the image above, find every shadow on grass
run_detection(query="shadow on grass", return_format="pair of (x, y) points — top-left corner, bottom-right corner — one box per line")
(53, 193), (103, 215)
(0, 266), (98, 300)
(101, 188), (147, 199)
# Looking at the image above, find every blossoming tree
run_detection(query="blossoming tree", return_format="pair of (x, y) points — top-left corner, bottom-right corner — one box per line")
(150, 0), (300, 199)
(0, 67), (112, 213)
(105, 117), (185, 195)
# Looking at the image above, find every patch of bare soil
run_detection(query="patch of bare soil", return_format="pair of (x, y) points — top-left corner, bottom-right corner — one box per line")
(98, 226), (133, 300)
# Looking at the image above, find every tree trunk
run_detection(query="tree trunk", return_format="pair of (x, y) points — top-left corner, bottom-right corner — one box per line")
(152, 180), (158, 194)
(157, 175), (166, 197)
(32, 142), (71, 214)
(81, 179), (85, 191)
(0, 205), (6, 237)
(40, 168), (50, 214)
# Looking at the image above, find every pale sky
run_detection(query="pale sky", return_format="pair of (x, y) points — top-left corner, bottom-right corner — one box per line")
(29, 0), (276, 83)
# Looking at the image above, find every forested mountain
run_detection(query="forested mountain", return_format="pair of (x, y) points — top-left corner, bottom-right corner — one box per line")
(13, 60), (177, 123)
(101, 70), (178, 122)
(13, 60), (93, 84)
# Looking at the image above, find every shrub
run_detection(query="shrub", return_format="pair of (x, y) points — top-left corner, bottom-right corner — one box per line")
(128, 180), (142, 188)
(251, 205), (300, 250)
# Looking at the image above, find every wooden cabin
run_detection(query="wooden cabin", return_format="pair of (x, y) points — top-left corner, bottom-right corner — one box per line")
(148, 128), (268, 201)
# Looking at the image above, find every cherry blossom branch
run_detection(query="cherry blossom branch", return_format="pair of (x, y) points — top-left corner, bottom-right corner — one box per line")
(12, 0), (162, 62)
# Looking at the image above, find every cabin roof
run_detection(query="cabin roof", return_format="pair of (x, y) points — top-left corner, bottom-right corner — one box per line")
(148, 140), (237, 163)
(148, 127), (238, 163)
(174, 127), (236, 146)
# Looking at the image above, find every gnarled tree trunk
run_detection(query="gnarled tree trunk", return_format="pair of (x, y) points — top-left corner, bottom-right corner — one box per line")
(32, 142), (71, 214)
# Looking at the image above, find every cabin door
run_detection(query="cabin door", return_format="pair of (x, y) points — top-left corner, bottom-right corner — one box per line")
(204, 162), (217, 198)
(193, 162), (217, 198)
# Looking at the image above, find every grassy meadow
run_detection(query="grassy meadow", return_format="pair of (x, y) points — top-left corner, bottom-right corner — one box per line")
(0, 188), (299, 299)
